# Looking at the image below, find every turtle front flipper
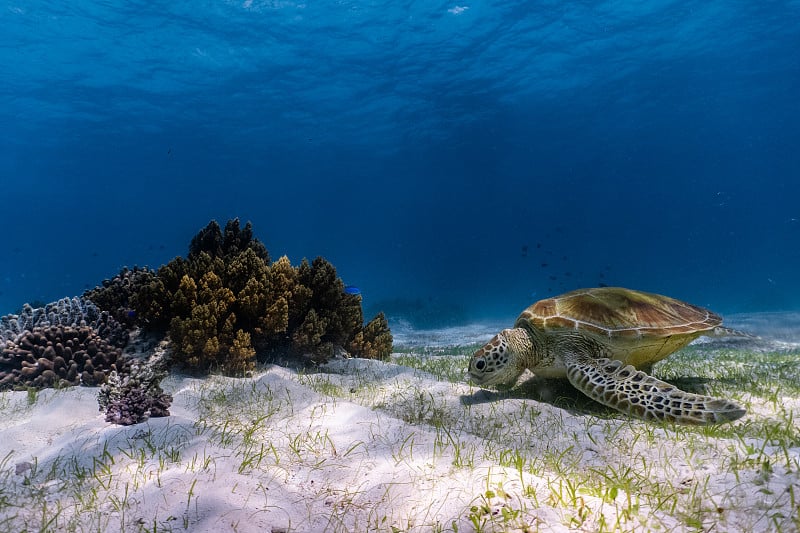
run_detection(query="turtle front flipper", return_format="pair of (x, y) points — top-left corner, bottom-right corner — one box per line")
(565, 357), (745, 425)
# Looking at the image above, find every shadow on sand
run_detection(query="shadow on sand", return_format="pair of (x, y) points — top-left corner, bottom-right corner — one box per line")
(460, 373), (727, 419)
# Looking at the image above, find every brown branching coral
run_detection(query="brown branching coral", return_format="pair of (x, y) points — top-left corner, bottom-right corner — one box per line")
(288, 256), (368, 359)
(266, 255), (307, 335)
(189, 218), (269, 263)
(168, 271), (244, 372)
(292, 308), (327, 355)
(85, 218), (393, 374)
(349, 312), (393, 360)
(83, 267), (158, 328)
(228, 329), (257, 375)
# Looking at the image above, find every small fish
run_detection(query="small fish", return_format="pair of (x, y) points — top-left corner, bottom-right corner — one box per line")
(126, 310), (137, 319)
(343, 285), (361, 295)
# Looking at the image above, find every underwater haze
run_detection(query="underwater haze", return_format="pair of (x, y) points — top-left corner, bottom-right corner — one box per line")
(2, 1), (799, 326)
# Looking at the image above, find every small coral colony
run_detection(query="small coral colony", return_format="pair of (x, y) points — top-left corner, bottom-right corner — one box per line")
(0, 219), (393, 425)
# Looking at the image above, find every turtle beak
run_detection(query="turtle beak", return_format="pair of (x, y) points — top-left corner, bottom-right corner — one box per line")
(467, 366), (483, 384)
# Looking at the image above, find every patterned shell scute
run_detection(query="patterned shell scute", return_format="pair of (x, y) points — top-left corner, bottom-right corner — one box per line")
(515, 287), (722, 338)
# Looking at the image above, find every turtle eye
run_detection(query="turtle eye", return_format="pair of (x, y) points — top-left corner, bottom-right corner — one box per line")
(475, 359), (486, 371)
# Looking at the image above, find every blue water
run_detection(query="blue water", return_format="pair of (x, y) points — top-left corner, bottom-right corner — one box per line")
(2, 2), (799, 325)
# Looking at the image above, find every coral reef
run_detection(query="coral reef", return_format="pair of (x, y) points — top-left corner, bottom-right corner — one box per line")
(98, 340), (172, 425)
(0, 325), (130, 390)
(2, 297), (96, 342)
(0, 217), (391, 382)
(189, 218), (270, 263)
(1, 297), (129, 348)
(348, 312), (393, 360)
(86, 218), (393, 373)
(1, 218), (392, 429)
(83, 267), (159, 328)
(92, 310), (131, 349)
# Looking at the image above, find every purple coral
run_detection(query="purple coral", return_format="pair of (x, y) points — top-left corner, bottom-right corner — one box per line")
(98, 348), (172, 426)
(0, 325), (130, 390)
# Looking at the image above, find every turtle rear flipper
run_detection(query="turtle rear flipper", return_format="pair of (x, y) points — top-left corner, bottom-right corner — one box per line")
(565, 357), (745, 425)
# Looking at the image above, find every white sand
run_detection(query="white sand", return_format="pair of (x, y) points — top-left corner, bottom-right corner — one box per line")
(0, 318), (798, 532)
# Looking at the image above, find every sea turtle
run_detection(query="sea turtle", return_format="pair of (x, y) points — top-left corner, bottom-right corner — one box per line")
(468, 287), (748, 425)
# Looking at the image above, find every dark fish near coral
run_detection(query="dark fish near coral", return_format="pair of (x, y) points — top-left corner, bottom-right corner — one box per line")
(343, 285), (362, 295)
(126, 310), (137, 319)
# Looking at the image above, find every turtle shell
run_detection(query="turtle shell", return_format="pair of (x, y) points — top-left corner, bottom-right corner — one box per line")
(515, 287), (722, 368)
(516, 287), (721, 339)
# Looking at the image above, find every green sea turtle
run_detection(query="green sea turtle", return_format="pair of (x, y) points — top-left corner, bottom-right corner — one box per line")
(468, 287), (748, 425)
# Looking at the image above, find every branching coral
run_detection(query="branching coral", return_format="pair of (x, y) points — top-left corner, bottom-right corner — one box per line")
(80, 218), (393, 374)
(188, 218), (269, 263)
(348, 312), (393, 360)
(167, 270), (250, 372)
(98, 341), (172, 425)
(228, 329), (257, 375)
(110, 219), (393, 371)
(83, 267), (158, 328)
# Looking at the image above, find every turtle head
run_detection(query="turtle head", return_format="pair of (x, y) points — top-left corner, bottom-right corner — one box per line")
(468, 328), (530, 388)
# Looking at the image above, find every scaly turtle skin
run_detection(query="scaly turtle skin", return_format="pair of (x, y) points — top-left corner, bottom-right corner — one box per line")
(468, 287), (747, 425)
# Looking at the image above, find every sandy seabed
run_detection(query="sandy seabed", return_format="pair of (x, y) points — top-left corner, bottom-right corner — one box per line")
(1, 314), (799, 532)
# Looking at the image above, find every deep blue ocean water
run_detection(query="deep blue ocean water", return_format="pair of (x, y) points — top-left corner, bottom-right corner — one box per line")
(2, 2), (799, 326)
